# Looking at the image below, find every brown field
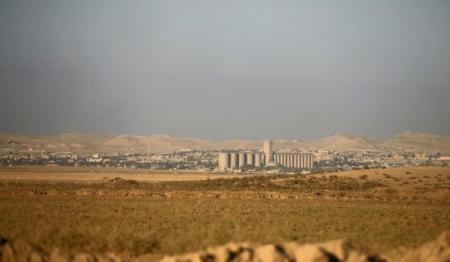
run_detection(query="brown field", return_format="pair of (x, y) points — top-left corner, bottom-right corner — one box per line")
(1, 166), (450, 261)
(0, 166), (246, 182)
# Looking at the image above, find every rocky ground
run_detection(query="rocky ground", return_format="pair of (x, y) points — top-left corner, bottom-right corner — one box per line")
(1, 231), (450, 262)
(161, 231), (450, 262)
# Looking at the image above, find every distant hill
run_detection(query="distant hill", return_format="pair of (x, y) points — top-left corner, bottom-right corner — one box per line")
(146, 134), (214, 153)
(381, 132), (450, 152)
(305, 133), (379, 151)
(0, 133), (113, 153)
(104, 135), (147, 147)
(1, 131), (449, 154)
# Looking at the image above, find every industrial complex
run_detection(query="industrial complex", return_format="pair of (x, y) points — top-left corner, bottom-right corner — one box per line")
(218, 140), (314, 171)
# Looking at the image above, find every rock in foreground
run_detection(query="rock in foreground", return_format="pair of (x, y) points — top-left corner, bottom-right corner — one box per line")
(161, 231), (450, 262)
(1, 231), (450, 262)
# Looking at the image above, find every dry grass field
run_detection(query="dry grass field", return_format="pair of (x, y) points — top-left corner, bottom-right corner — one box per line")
(1, 166), (450, 260)
(0, 166), (245, 182)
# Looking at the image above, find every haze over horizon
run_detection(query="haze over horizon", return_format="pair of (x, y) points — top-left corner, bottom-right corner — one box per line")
(1, 0), (450, 140)
(1, 130), (449, 143)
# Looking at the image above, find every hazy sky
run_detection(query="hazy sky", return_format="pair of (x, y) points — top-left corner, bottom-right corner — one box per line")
(1, 0), (449, 140)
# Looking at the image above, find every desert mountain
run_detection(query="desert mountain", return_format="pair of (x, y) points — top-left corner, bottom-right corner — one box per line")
(0, 133), (113, 152)
(146, 134), (214, 153)
(381, 132), (450, 152)
(1, 132), (449, 154)
(104, 135), (148, 147)
(305, 133), (379, 151)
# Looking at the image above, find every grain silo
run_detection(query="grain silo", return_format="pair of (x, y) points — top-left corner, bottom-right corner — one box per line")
(264, 140), (274, 165)
(255, 153), (262, 167)
(289, 154), (294, 168)
(309, 154), (314, 168)
(218, 152), (230, 171)
(294, 154), (299, 168)
(230, 152), (238, 169)
(246, 152), (254, 166)
(238, 152), (247, 168)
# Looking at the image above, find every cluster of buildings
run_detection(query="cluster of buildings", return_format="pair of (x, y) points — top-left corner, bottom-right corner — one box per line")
(0, 150), (217, 171)
(314, 150), (450, 170)
(218, 140), (315, 171)
(2, 139), (450, 172)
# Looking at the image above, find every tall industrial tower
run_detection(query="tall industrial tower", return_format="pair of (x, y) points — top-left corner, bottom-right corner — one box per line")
(264, 140), (274, 165)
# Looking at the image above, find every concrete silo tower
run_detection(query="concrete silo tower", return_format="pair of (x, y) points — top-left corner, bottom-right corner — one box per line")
(238, 152), (247, 168)
(254, 153), (262, 167)
(246, 152), (254, 166)
(230, 152), (239, 169)
(218, 152), (230, 171)
(264, 140), (274, 166)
